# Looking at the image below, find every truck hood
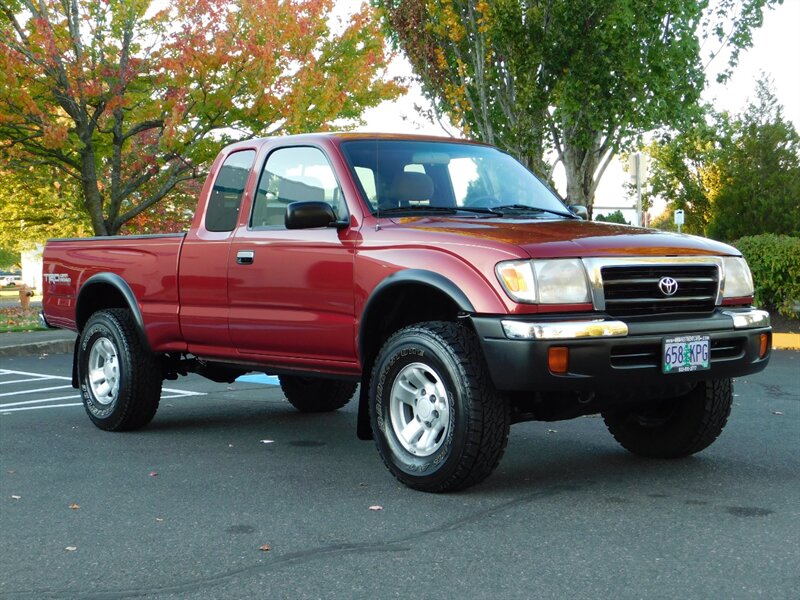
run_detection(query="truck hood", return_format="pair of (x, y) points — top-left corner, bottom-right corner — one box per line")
(391, 217), (739, 258)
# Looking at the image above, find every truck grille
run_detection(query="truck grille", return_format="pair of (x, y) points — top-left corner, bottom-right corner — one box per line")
(601, 265), (719, 317)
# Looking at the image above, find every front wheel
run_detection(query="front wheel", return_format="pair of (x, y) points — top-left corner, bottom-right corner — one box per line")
(369, 322), (509, 493)
(77, 309), (163, 431)
(602, 378), (734, 458)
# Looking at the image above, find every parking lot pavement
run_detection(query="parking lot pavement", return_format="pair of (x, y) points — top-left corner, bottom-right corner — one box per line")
(1, 351), (798, 599)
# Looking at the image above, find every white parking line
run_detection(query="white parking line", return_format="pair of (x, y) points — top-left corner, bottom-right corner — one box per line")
(0, 376), (55, 385)
(0, 368), (205, 414)
(0, 385), (74, 398)
(0, 368), (70, 381)
(2, 396), (80, 408)
(1, 403), (83, 413)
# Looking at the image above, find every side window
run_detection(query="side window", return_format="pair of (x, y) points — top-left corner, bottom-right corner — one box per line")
(251, 146), (346, 228)
(206, 150), (256, 232)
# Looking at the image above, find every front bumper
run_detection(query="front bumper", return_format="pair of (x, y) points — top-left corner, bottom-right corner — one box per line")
(471, 309), (771, 392)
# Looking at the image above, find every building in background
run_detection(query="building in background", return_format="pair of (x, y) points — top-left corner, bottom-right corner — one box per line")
(21, 245), (43, 291)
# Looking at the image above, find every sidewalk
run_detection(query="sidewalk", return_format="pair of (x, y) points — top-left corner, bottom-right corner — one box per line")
(0, 328), (75, 357)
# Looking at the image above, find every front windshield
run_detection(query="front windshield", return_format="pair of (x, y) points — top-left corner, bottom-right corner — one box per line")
(339, 139), (570, 217)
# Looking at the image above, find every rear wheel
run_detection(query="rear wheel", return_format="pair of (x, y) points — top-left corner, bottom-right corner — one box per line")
(77, 309), (162, 431)
(369, 321), (509, 493)
(279, 375), (357, 413)
(602, 378), (734, 458)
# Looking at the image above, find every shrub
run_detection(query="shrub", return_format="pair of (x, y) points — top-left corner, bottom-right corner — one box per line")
(735, 234), (800, 317)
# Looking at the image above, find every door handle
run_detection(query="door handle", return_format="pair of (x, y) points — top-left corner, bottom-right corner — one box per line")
(236, 250), (255, 265)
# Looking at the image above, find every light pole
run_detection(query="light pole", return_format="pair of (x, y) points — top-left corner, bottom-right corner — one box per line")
(629, 153), (647, 227)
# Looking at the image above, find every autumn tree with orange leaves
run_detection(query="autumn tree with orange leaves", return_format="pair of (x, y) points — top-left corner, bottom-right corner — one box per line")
(0, 0), (400, 236)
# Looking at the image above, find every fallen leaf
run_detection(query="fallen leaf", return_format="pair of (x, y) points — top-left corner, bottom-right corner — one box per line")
(259, 544), (271, 552)
(772, 411), (784, 416)
(11, 495), (21, 500)
(368, 505), (383, 511)
(149, 472), (158, 477)
(64, 546), (77, 552)
(69, 503), (80, 510)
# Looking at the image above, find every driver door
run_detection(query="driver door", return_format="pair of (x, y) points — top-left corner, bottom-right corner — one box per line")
(227, 145), (358, 370)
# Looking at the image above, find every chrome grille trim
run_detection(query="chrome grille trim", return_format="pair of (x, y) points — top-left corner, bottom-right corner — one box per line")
(582, 257), (724, 313)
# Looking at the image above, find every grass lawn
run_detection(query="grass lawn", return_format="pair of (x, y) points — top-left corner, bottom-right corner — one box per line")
(0, 286), (46, 332)
(0, 307), (46, 333)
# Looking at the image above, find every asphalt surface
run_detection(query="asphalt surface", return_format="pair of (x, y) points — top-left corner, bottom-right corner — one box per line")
(0, 349), (798, 599)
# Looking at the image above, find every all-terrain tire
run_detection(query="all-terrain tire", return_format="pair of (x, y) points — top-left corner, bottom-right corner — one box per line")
(77, 309), (163, 431)
(369, 321), (510, 493)
(279, 375), (357, 413)
(602, 378), (734, 458)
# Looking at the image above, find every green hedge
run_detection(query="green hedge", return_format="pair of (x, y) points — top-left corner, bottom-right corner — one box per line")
(735, 234), (800, 317)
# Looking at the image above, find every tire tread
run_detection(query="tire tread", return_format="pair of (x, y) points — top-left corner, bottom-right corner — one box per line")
(279, 376), (357, 413)
(603, 378), (733, 458)
(80, 309), (162, 431)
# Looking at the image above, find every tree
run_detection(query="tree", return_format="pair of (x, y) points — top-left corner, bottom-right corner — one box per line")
(0, 247), (19, 270)
(708, 80), (800, 240)
(375, 0), (778, 216)
(594, 210), (630, 225)
(643, 78), (800, 240)
(641, 120), (722, 236)
(0, 0), (401, 236)
(0, 167), (92, 251)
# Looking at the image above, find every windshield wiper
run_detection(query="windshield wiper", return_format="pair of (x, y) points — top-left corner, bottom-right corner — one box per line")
(492, 204), (576, 218)
(378, 206), (459, 215)
(377, 206), (502, 217)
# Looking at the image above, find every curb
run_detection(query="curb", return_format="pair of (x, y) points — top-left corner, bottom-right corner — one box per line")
(772, 333), (800, 351)
(0, 339), (74, 357)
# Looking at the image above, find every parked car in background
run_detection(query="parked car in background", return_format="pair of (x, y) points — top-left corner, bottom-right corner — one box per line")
(0, 275), (22, 287)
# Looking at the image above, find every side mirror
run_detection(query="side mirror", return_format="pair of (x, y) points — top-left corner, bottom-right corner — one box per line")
(285, 201), (339, 230)
(569, 204), (588, 220)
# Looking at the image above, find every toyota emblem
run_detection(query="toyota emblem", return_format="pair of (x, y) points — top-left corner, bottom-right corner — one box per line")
(658, 276), (679, 296)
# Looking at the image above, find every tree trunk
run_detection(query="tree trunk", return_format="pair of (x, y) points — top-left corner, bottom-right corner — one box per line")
(79, 145), (109, 236)
(562, 137), (604, 219)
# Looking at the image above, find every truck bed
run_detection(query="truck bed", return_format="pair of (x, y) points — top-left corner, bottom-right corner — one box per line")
(42, 234), (186, 350)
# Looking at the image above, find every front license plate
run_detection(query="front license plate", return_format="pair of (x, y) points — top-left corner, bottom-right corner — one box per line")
(663, 335), (710, 374)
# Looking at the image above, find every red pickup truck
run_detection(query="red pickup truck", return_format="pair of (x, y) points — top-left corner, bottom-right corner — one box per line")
(42, 133), (771, 492)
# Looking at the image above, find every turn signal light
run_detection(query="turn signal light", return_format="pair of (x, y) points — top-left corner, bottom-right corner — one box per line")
(548, 346), (569, 374)
(759, 333), (770, 359)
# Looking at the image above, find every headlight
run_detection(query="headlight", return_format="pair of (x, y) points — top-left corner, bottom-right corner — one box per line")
(722, 257), (754, 298)
(496, 260), (537, 303)
(496, 259), (591, 304)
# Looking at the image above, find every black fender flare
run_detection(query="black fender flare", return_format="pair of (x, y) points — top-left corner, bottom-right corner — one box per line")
(356, 269), (474, 440)
(72, 273), (149, 388)
(357, 269), (474, 364)
(76, 273), (146, 336)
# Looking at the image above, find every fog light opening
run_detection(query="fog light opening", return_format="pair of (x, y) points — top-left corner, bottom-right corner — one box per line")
(548, 346), (569, 374)
(759, 333), (770, 358)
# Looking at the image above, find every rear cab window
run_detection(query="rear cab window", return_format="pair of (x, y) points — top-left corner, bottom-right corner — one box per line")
(205, 150), (256, 232)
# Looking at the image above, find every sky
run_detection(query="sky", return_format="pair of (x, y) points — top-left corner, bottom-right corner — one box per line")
(350, 0), (800, 222)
